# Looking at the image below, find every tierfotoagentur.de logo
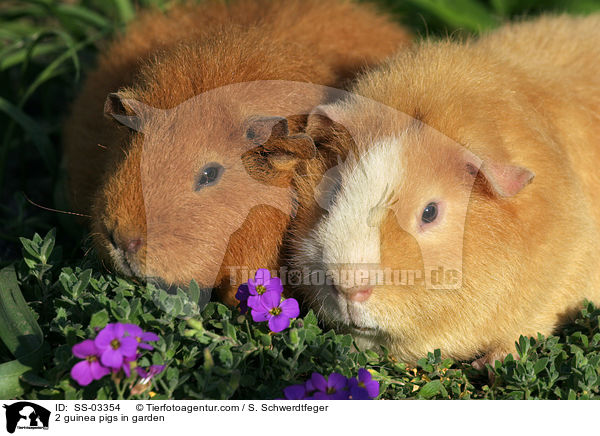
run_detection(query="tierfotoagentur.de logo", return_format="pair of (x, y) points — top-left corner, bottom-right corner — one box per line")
(2, 402), (50, 434)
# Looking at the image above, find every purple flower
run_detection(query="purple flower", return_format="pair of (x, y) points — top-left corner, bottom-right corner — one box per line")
(251, 291), (300, 332)
(94, 323), (138, 369)
(235, 284), (250, 314)
(283, 384), (307, 400)
(348, 369), (379, 399)
(123, 323), (160, 350)
(136, 365), (166, 383)
(70, 340), (110, 386)
(120, 353), (139, 377)
(309, 372), (349, 400)
(247, 269), (283, 310)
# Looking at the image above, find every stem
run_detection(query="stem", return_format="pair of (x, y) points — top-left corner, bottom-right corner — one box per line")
(245, 319), (253, 340)
(114, 377), (126, 400)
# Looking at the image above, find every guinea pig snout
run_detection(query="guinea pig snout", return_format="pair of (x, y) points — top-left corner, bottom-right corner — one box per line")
(328, 266), (375, 303)
(109, 228), (145, 255)
(335, 285), (373, 303)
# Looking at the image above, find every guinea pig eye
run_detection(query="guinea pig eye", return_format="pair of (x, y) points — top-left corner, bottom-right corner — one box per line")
(421, 202), (438, 224)
(196, 163), (224, 190)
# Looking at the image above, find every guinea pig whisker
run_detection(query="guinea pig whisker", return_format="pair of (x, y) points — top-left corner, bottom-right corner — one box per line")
(83, 245), (94, 258)
(100, 259), (111, 274)
(24, 194), (91, 218)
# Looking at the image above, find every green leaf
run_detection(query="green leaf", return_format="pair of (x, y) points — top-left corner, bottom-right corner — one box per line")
(112, 0), (136, 23)
(72, 269), (92, 298)
(0, 266), (43, 397)
(419, 380), (443, 399)
(303, 310), (317, 326)
(188, 279), (200, 305)
(533, 358), (549, 375)
(0, 357), (39, 398)
(89, 309), (109, 329)
(0, 266), (43, 355)
(39, 228), (56, 262)
(405, 0), (498, 33)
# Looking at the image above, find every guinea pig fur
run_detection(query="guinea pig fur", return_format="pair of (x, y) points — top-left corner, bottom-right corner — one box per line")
(62, 0), (410, 304)
(290, 14), (600, 366)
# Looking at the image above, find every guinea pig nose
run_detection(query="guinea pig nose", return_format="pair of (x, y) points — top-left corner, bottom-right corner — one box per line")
(126, 238), (144, 254)
(337, 286), (373, 302)
(108, 229), (143, 254)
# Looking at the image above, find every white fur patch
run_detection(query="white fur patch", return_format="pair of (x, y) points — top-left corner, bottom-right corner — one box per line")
(291, 136), (404, 335)
(318, 136), (403, 266)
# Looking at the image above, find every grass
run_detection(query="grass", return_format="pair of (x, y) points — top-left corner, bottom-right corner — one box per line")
(1, 0), (600, 400)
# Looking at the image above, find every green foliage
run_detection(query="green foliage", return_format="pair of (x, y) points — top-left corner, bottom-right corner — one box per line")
(0, 265), (44, 397)
(2, 0), (600, 400)
(1, 230), (599, 399)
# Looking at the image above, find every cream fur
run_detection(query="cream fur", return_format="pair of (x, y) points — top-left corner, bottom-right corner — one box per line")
(290, 14), (600, 365)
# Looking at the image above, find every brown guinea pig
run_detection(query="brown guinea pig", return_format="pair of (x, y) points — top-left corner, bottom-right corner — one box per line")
(63, 0), (410, 304)
(288, 14), (600, 366)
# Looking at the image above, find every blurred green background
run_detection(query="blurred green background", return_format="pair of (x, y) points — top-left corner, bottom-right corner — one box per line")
(1, 0), (600, 262)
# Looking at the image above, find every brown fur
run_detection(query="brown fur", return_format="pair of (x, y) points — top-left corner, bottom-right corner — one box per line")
(63, 0), (410, 304)
(290, 15), (600, 364)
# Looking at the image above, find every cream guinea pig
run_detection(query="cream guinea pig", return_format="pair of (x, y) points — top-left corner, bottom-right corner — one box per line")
(288, 14), (600, 367)
(63, 0), (410, 304)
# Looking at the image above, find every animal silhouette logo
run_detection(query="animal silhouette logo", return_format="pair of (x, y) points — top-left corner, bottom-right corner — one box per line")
(3, 402), (50, 433)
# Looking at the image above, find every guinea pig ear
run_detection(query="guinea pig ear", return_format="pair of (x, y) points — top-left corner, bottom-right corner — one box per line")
(264, 133), (317, 172)
(245, 115), (316, 172)
(245, 115), (289, 145)
(103, 92), (159, 132)
(306, 104), (341, 144)
(469, 160), (535, 197)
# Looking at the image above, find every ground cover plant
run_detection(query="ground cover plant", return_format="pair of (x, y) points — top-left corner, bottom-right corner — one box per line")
(1, 0), (600, 400)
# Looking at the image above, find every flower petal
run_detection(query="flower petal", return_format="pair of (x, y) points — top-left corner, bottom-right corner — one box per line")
(100, 348), (124, 368)
(331, 389), (351, 400)
(247, 295), (263, 309)
(310, 373), (327, 392)
(283, 384), (306, 400)
(279, 298), (300, 319)
(305, 379), (315, 393)
(123, 323), (143, 338)
(328, 373), (348, 391)
(136, 367), (149, 378)
(94, 325), (116, 349)
(112, 323), (125, 338)
(365, 379), (380, 398)
(348, 379), (367, 400)
(119, 337), (139, 357)
(260, 290), (282, 310)
(268, 314), (290, 332)
(251, 308), (270, 322)
(72, 339), (98, 358)
(254, 269), (271, 285)
(90, 361), (110, 380)
(235, 284), (250, 302)
(149, 365), (166, 376)
(140, 332), (159, 342)
(357, 368), (371, 383)
(122, 361), (131, 378)
(71, 361), (93, 386)
(265, 276), (283, 294)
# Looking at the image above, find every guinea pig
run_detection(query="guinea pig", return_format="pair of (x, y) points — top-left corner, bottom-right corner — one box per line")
(288, 14), (600, 367)
(63, 0), (410, 304)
